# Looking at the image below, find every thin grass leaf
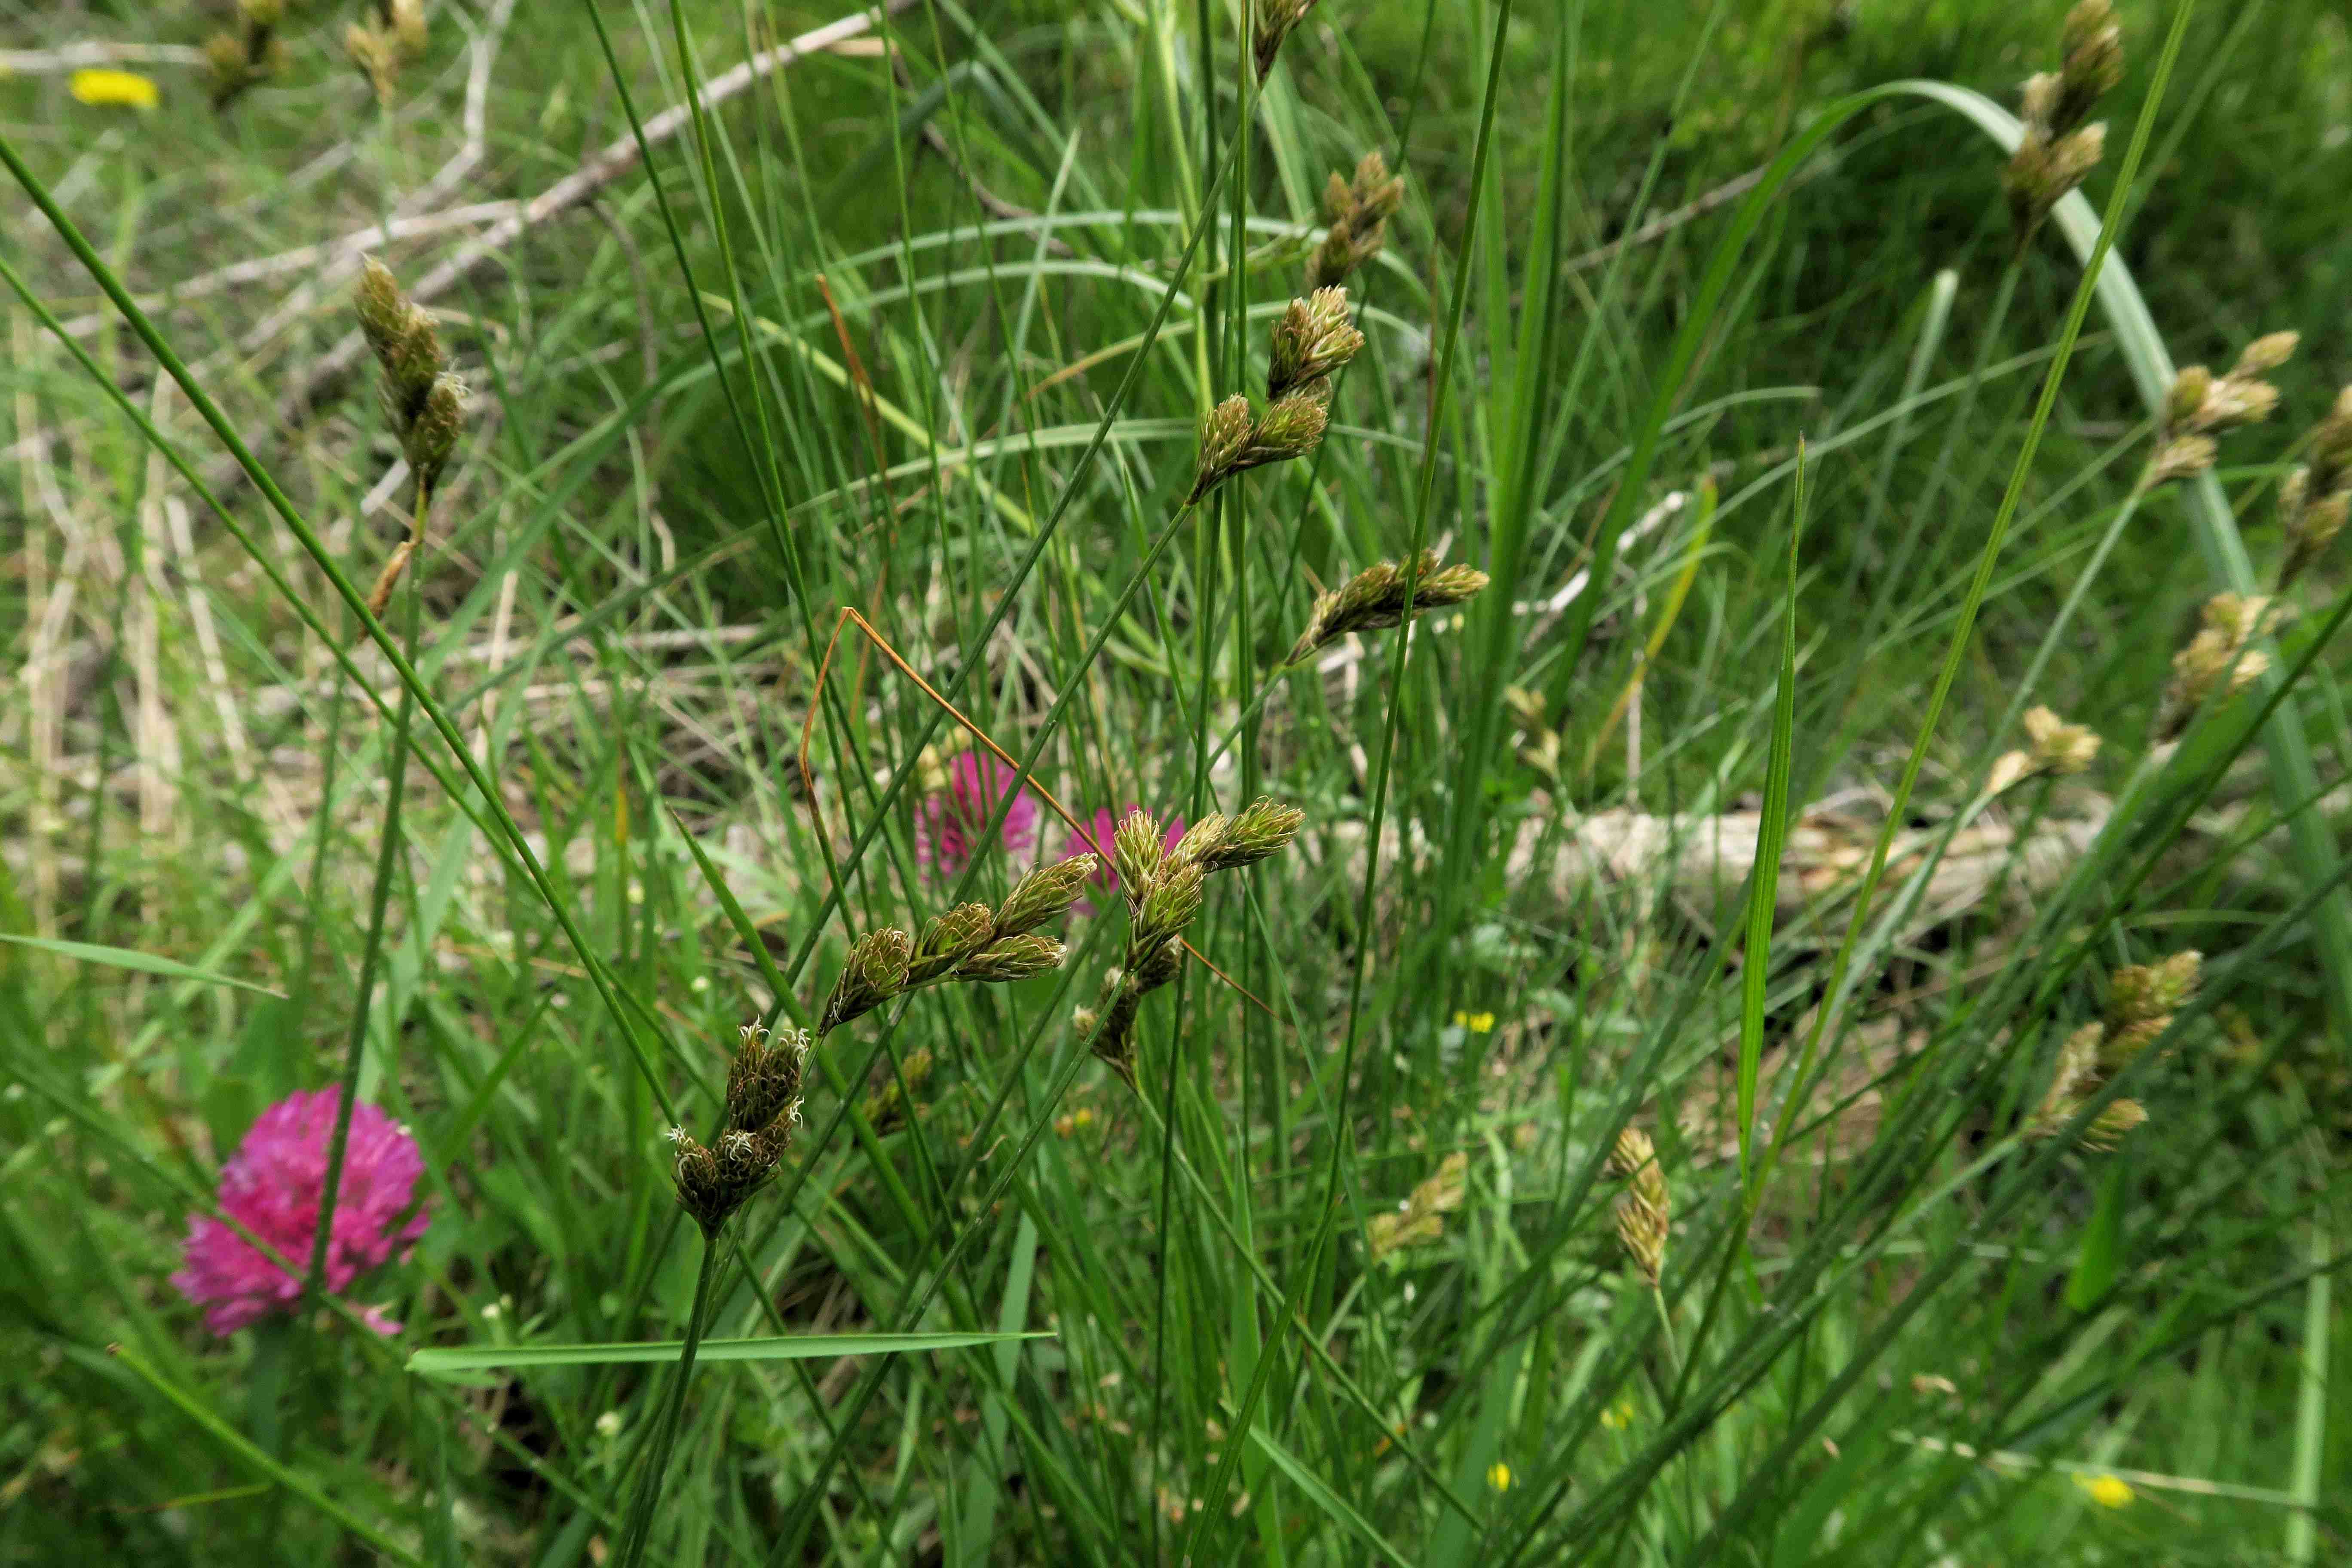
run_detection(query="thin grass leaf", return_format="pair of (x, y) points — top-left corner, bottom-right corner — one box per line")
(407, 1330), (1050, 1379)
(1737, 446), (1803, 1199)
(1246, 1425), (1420, 1565)
(0, 933), (288, 998)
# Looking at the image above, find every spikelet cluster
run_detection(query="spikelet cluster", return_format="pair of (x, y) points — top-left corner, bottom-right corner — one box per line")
(1986, 704), (2102, 796)
(1189, 288), (1364, 504)
(2028, 952), (2201, 1148)
(347, 0), (431, 105)
(1252, 0), (1322, 81)
(2147, 332), (2295, 487)
(670, 1025), (811, 1236)
(1366, 1151), (1467, 1263)
(355, 259), (466, 496)
(2278, 387), (2352, 590)
(2155, 593), (2277, 742)
(1085, 799), (1304, 1087)
(1606, 1127), (1670, 1289)
(818, 857), (1098, 1035)
(2001, 0), (2122, 242)
(204, 0), (293, 109)
(352, 258), (466, 615)
(1285, 548), (1491, 667)
(1308, 153), (1405, 292)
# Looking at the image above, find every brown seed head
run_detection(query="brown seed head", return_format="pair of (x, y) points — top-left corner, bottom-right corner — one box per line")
(2027, 1022), (2107, 1139)
(2108, 950), (2202, 1025)
(1252, 0), (1322, 81)
(670, 1122), (790, 1237)
(1285, 548), (1491, 666)
(2080, 1097), (2149, 1151)
(1606, 1127), (1670, 1288)
(389, 0), (429, 54)
(2054, 0), (2123, 134)
(2279, 386), (2352, 590)
(2158, 594), (2273, 740)
(2023, 704), (2101, 775)
(724, 1023), (811, 1136)
(2147, 433), (2219, 487)
(1366, 1151), (1468, 1263)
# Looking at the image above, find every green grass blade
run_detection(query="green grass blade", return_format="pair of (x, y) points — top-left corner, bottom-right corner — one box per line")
(0, 934), (288, 998)
(2064, 1148), (2129, 1314)
(1736, 441), (1804, 1199)
(1246, 1425), (1420, 1566)
(96, 1343), (424, 1566)
(407, 1330), (1050, 1378)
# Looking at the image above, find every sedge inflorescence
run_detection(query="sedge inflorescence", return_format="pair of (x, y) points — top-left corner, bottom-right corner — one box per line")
(1285, 548), (1490, 668)
(1606, 1126), (1670, 1289)
(1307, 152), (1404, 292)
(346, 0), (432, 105)
(2146, 331), (2294, 488)
(2028, 951), (2202, 1148)
(204, 0), (293, 108)
(1188, 286), (1364, 504)
(1061, 806), (1187, 916)
(2000, 0), (2121, 243)
(172, 1087), (430, 1337)
(1084, 799), (1304, 1087)
(670, 1025), (812, 1237)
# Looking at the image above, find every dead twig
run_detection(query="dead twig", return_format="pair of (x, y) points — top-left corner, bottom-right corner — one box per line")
(0, 43), (207, 73)
(239, 0), (918, 460)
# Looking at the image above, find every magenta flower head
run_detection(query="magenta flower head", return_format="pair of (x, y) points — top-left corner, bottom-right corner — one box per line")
(1062, 806), (1186, 915)
(171, 1087), (431, 1338)
(915, 751), (1039, 880)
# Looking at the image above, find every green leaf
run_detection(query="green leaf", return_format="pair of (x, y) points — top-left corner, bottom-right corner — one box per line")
(406, 1330), (1052, 1379)
(0, 933), (287, 998)
(2065, 1145), (2129, 1313)
(1248, 1425), (1420, 1565)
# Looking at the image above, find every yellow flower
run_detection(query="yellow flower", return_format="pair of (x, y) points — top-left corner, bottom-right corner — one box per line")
(1452, 1010), (1496, 1034)
(2074, 1473), (2134, 1509)
(1486, 1461), (1512, 1492)
(69, 69), (160, 110)
(1600, 1396), (1638, 1430)
(1073, 1107), (1095, 1130)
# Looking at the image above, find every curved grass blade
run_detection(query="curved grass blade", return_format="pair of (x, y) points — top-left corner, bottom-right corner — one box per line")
(0, 933), (288, 998)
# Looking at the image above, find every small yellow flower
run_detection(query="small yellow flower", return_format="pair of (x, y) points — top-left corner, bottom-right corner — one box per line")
(1073, 1107), (1095, 1130)
(2074, 1473), (2134, 1509)
(69, 69), (160, 110)
(1600, 1396), (1638, 1430)
(1452, 1010), (1496, 1034)
(1486, 1461), (1513, 1492)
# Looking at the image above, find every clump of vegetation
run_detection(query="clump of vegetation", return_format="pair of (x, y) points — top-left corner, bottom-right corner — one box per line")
(0, 0), (2345, 1562)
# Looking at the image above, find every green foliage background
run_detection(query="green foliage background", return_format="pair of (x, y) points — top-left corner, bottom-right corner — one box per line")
(0, 0), (2346, 1563)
